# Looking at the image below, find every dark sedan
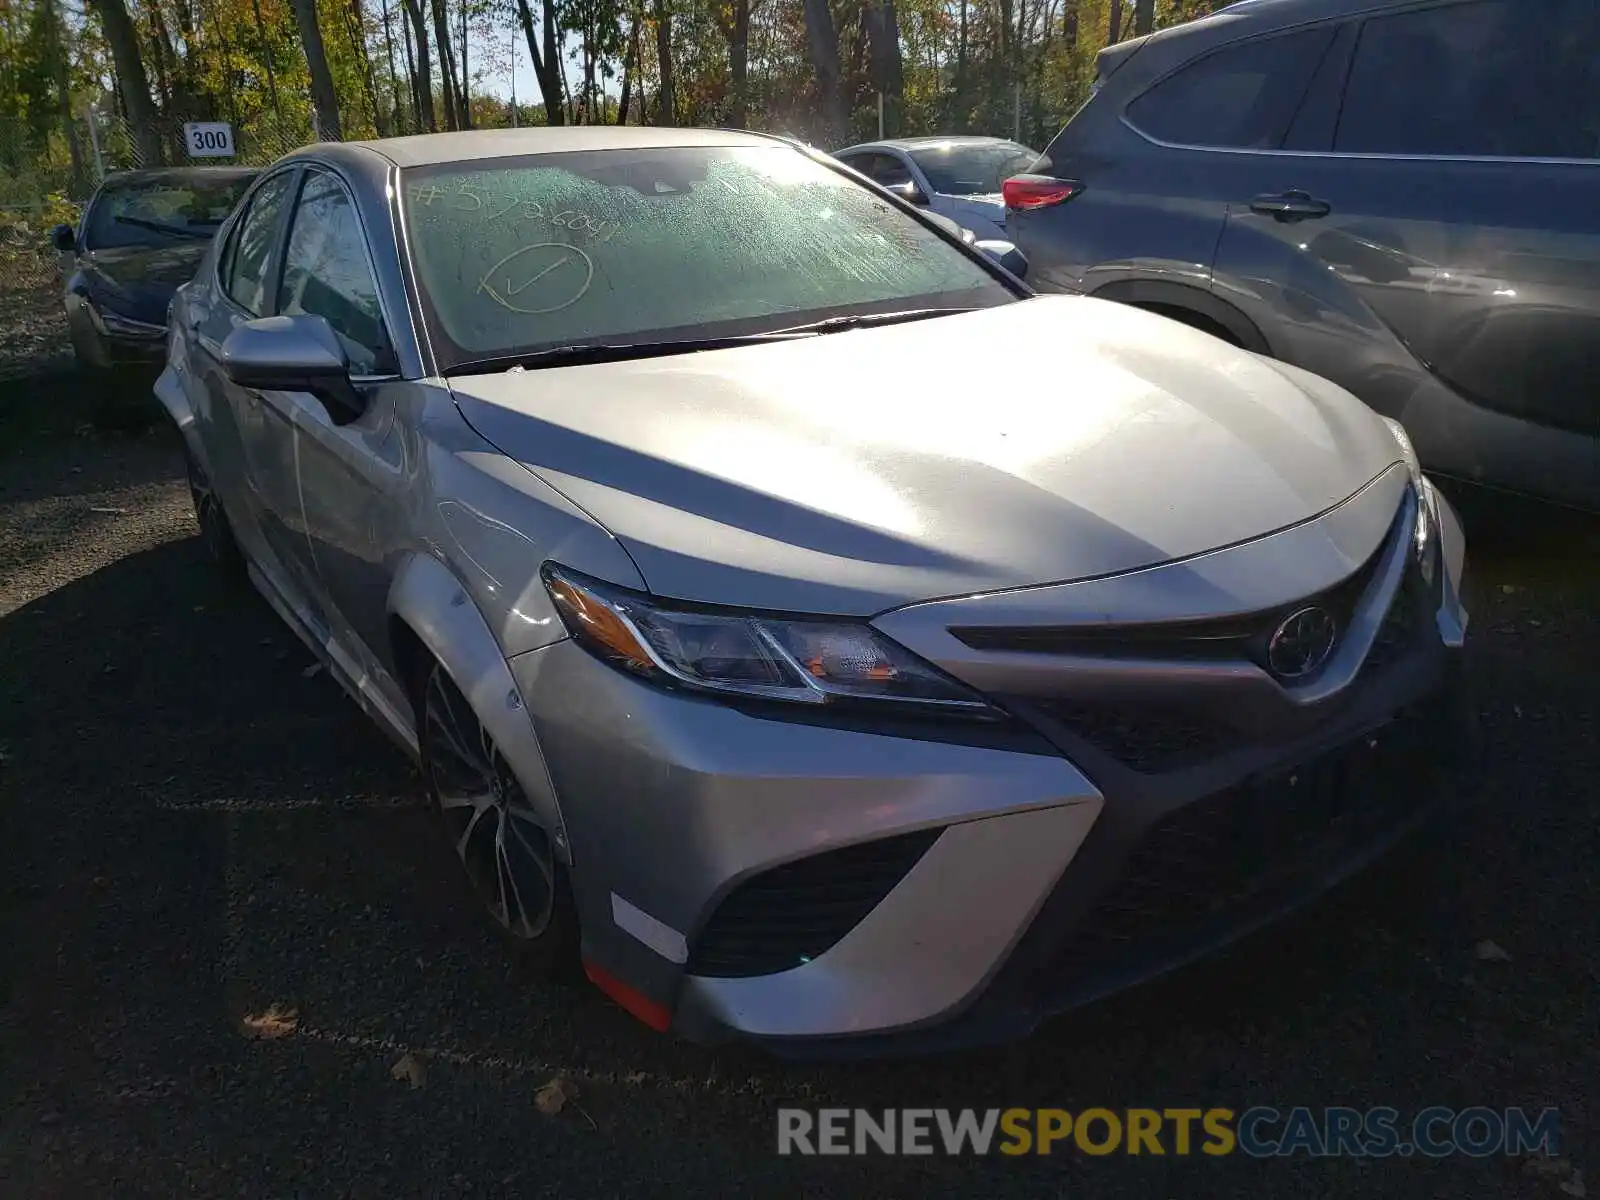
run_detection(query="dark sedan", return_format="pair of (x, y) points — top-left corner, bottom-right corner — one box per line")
(52, 167), (257, 372)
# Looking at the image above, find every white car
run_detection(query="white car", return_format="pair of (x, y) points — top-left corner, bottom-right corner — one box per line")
(834, 135), (1039, 240)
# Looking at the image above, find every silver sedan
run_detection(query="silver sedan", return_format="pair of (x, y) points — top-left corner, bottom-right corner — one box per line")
(156, 126), (1470, 1055)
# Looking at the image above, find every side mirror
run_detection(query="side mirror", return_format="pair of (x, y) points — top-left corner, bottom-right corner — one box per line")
(884, 180), (929, 207)
(220, 314), (365, 424)
(50, 223), (75, 253)
(975, 238), (1030, 279)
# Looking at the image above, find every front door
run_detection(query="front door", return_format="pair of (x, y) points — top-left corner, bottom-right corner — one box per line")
(271, 167), (408, 703)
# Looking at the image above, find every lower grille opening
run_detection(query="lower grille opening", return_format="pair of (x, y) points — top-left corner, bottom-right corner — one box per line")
(686, 829), (942, 978)
(1048, 708), (1439, 977)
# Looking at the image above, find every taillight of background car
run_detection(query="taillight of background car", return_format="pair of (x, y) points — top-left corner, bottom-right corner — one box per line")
(1001, 175), (1083, 212)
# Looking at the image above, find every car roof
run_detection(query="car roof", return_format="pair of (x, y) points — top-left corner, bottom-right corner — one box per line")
(1153, 0), (1411, 40)
(838, 135), (1029, 155)
(99, 166), (259, 186)
(339, 126), (789, 168)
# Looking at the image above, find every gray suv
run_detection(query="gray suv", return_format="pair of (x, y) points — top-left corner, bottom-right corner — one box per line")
(1006, 0), (1599, 511)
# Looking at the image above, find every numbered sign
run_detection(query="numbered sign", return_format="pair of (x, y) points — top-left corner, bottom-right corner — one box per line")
(184, 121), (235, 159)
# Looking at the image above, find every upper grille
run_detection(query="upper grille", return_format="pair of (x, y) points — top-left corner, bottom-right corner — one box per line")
(686, 829), (942, 978)
(1361, 560), (1422, 678)
(1031, 700), (1236, 774)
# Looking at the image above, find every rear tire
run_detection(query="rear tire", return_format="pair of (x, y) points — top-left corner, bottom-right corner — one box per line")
(416, 661), (580, 977)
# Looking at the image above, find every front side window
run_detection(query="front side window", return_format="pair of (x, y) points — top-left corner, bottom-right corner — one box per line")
(908, 142), (1039, 196)
(1126, 26), (1335, 149)
(401, 145), (1013, 369)
(278, 171), (392, 374)
(1335, 0), (1599, 159)
(225, 172), (296, 316)
(83, 172), (255, 251)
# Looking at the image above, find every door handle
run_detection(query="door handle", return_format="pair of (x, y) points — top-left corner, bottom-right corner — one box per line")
(1249, 191), (1332, 222)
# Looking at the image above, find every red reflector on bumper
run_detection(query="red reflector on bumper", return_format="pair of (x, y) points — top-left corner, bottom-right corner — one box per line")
(584, 959), (673, 1032)
(1002, 174), (1083, 211)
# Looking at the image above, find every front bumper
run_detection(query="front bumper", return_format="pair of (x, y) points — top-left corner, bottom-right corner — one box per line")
(508, 481), (1472, 1055)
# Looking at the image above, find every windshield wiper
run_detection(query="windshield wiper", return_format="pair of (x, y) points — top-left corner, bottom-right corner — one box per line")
(766, 307), (978, 336)
(449, 332), (818, 375)
(113, 215), (211, 239)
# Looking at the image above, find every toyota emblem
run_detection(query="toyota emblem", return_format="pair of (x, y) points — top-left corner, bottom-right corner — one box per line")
(1267, 606), (1338, 679)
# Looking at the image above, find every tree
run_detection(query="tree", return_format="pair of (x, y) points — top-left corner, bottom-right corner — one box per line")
(1132, 0), (1153, 36)
(85, 0), (163, 164)
(429, 0), (462, 129)
(801, 0), (844, 144)
(863, 0), (903, 135)
(400, 0), (438, 131)
(653, 0), (674, 124)
(290, 0), (343, 139)
(514, 0), (567, 125)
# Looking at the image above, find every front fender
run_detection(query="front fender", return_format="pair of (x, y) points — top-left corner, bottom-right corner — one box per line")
(387, 551), (573, 863)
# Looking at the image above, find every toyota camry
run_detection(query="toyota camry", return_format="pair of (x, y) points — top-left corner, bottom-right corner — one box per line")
(155, 127), (1470, 1055)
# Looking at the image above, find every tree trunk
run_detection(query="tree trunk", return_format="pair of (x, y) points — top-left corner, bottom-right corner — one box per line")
(954, 0), (968, 128)
(653, 0), (675, 124)
(379, 0), (406, 133)
(513, 0), (565, 125)
(430, 0), (460, 129)
(1107, 0), (1122, 44)
(862, 0), (902, 136)
(249, 0), (286, 128)
(727, 0), (749, 127)
(347, 0), (389, 136)
(1132, 0), (1153, 35)
(617, 4), (641, 124)
(290, 0), (343, 140)
(801, 0), (845, 144)
(458, 0), (472, 127)
(401, 0), (436, 130)
(40, 0), (88, 193)
(85, 0), (163, 165)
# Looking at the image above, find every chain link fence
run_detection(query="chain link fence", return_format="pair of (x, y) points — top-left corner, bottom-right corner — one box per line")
(85, 110), (315, 176)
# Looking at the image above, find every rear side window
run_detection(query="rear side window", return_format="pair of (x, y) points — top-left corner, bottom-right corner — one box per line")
(1126, 26), (1335, 148)
(1336, 0), (1600, 159)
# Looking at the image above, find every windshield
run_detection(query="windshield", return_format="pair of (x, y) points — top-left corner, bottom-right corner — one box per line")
(907, 142), (1039, 196)
(84, 174), (255, 250)
(401, 145), (1016, 370)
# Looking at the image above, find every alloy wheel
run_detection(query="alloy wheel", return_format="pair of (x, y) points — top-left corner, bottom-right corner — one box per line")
(423, 668), (557, 940)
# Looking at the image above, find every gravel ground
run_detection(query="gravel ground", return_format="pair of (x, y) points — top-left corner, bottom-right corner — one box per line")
(1, 370), (1597, 1198)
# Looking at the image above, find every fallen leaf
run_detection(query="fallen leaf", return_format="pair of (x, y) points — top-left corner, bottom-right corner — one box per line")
(238, 1005), (298, 1040)
(1475, 939), (1512, 963)
(390, 1052), (427, 1090)
(1501, 584), (1519, 595)
(1561, 1175), (1586, 1199)
(535, 1076), (575, 1115)
(301, 662), (324, 679)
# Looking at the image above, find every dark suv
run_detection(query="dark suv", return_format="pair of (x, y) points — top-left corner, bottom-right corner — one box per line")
(1006, 0), (1599, 510)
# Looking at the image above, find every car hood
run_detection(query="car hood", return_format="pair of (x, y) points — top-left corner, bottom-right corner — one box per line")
(449, 296), (1402, 617)
(84, 242), (209, 322)
(938, 193), (1008, 235)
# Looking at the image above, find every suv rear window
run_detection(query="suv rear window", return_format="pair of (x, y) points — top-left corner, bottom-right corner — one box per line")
(1335, 0), (1600, 159)
(1125, 26), (1334, 149)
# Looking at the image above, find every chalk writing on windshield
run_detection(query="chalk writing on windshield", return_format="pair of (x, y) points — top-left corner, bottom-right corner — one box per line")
(408, 183), (619, 244)
(477, 243), (595, 314)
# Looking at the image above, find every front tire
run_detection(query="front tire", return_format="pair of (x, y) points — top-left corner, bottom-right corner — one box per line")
(183, 444), (245, 581)
(418, 662), (579, 974)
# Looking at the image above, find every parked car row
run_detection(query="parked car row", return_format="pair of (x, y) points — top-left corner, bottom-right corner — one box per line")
(836, 0), (1599, 513)
(51, 3), (1507, 1056)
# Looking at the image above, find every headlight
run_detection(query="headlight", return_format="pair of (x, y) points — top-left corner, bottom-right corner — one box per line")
(1382, 416), (1424, 492)
(98, 306), (165, 336)
(542, 565), (997, 717)
(1383, 417), (1438, 588)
